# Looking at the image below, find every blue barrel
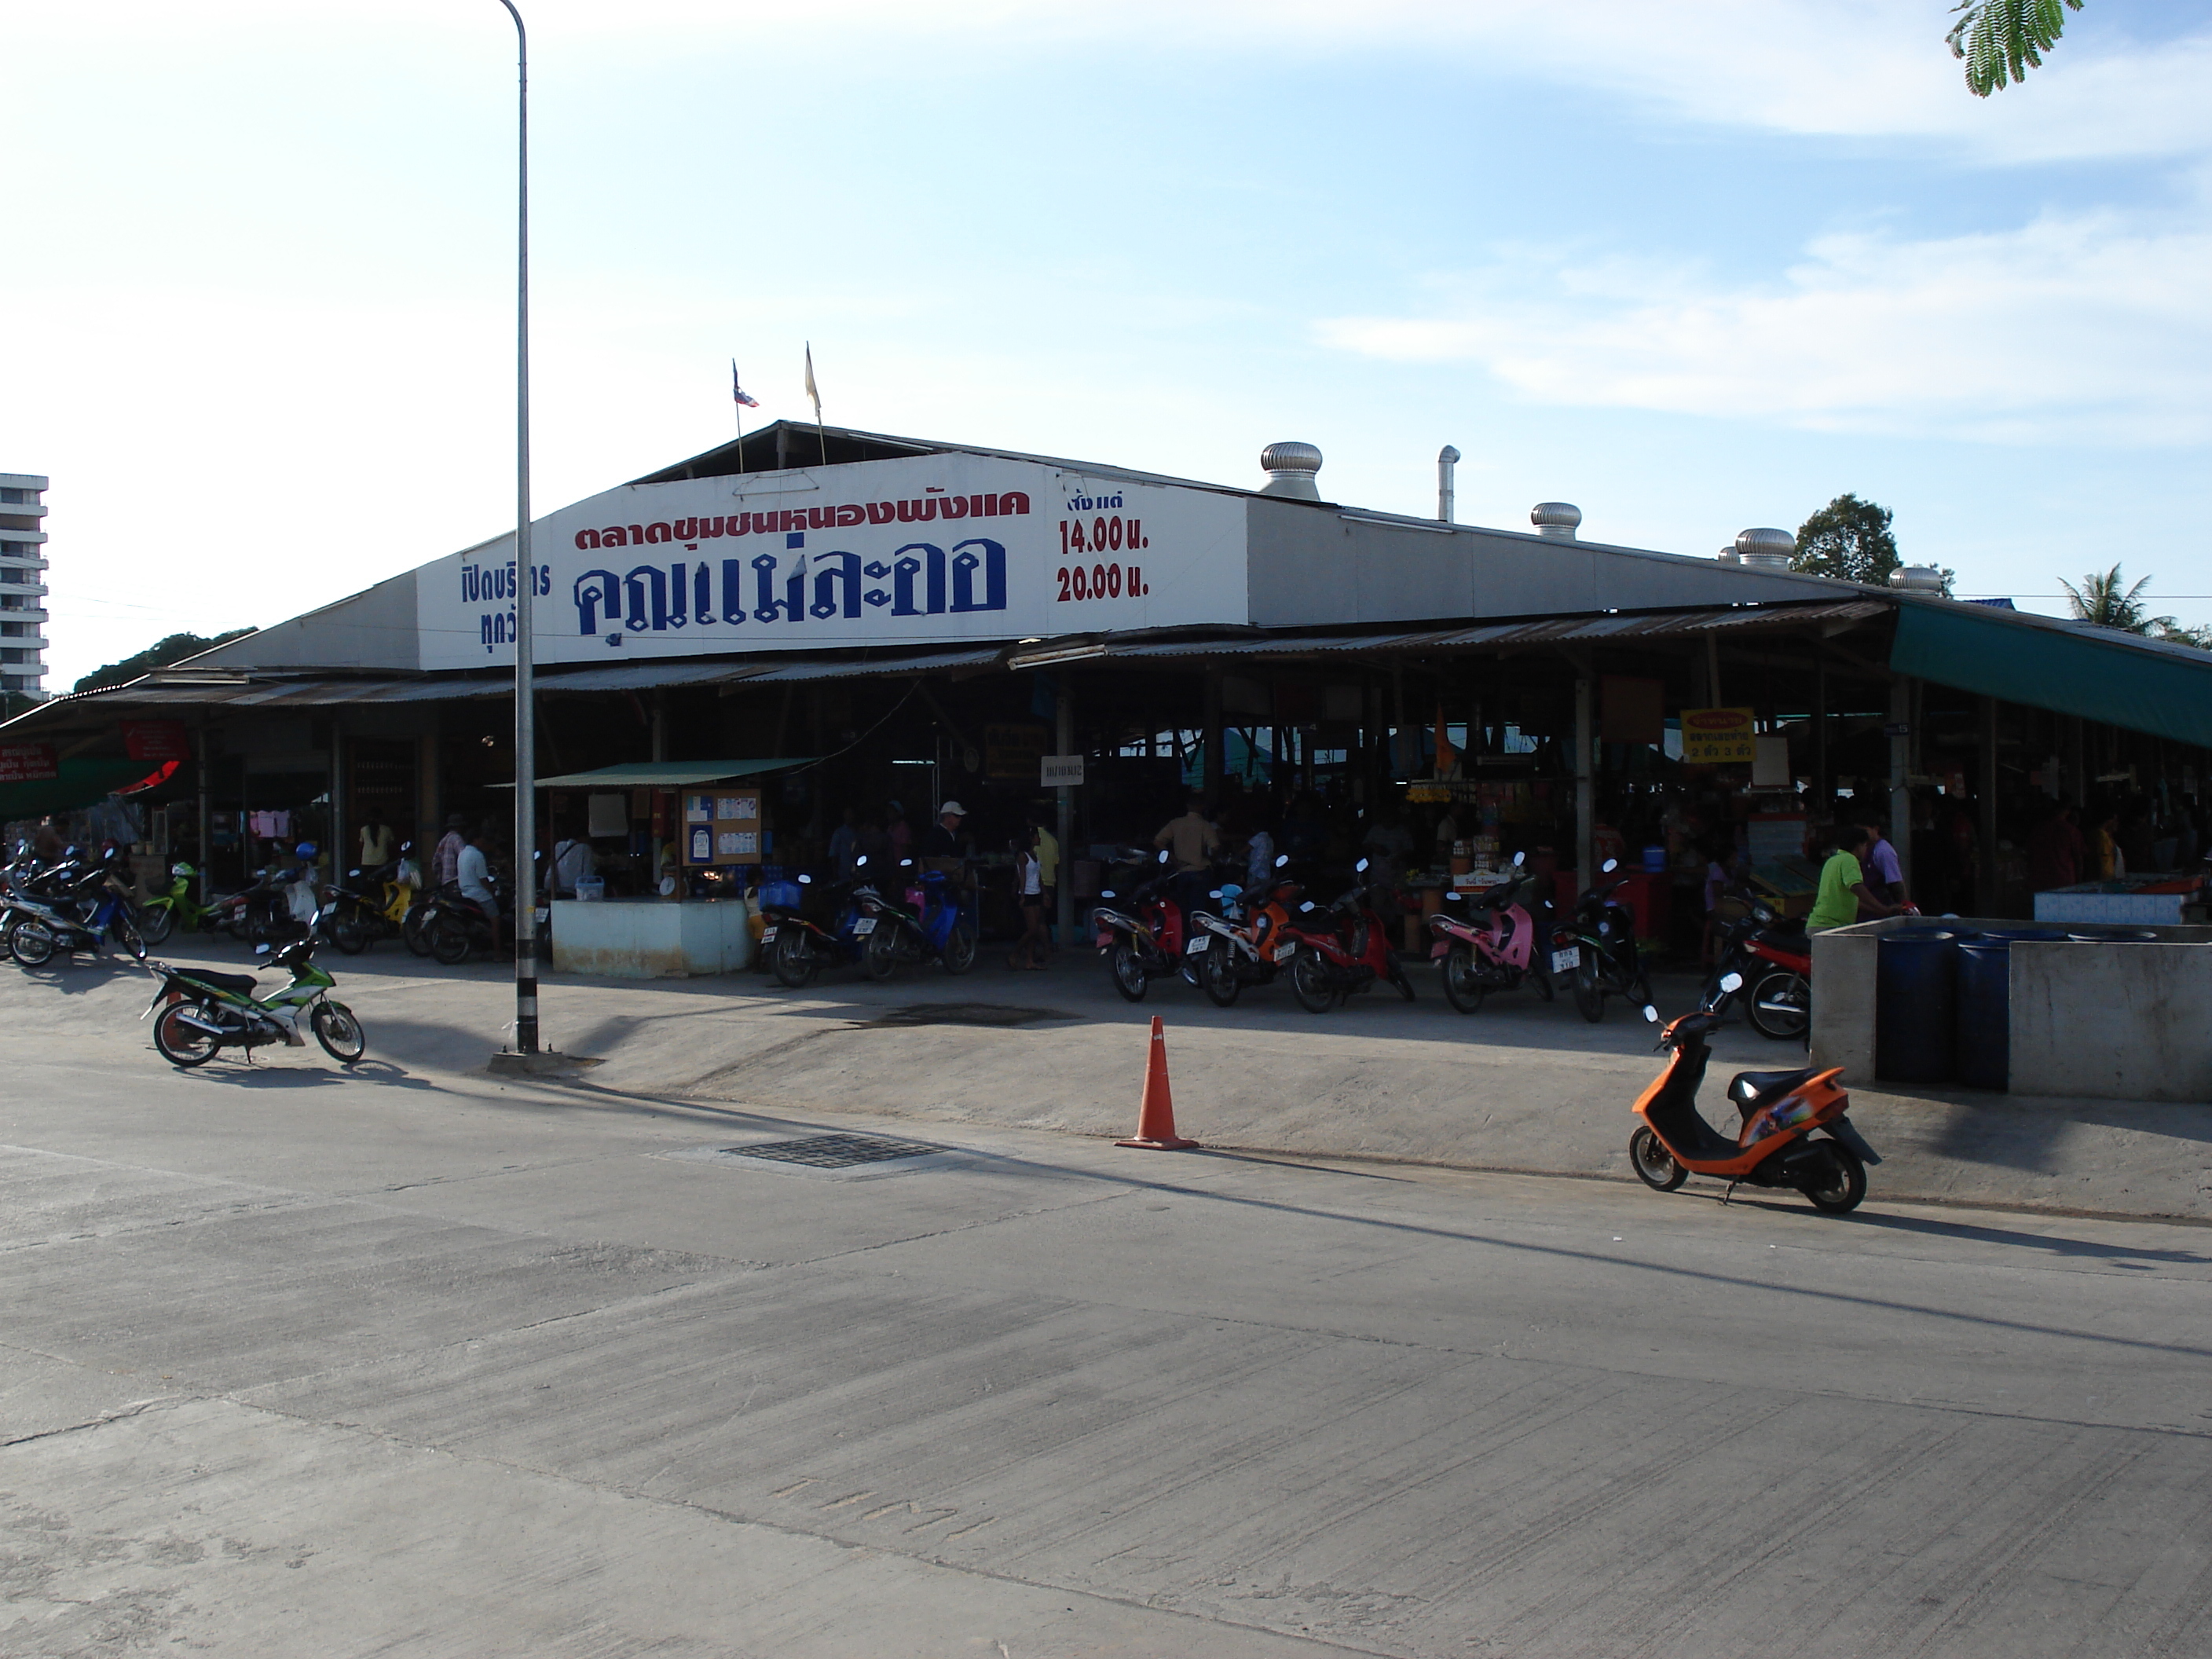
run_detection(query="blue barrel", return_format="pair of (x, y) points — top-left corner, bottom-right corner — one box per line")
(1877, 928), (1965, 1086)
(1954, 930), (2071, 1091)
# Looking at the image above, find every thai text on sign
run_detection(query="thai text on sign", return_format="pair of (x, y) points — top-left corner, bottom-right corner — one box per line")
(1679, 707), (1757, 765)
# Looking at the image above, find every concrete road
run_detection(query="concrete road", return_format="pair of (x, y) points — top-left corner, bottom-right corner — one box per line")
(3, 954), (2210, 1655)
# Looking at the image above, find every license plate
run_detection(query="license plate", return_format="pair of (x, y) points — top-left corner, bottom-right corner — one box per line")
(852, 917), (877, 936)
(1185, 934), (1210, 954)
(1273, 943), (1296, 963)
(759, 926), (778, 943)
(1551, 947), (1580, 976)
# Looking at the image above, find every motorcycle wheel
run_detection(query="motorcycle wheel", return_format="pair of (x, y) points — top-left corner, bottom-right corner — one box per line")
(111, 912), (146, 961)
(1199, 941), (1241, 1007)
(11, 920), (56, 967)
(1441, 947), (1484, 1014)
(1290, 948), (1338, 1014)
(137, 904), (176, 947)
(330, 913), (369, 955)
(1803, 1141), (1866, 1214)
(1109, 941), (1148, 1003)
(402, 907), (434, 957)
(153, 1004), (221, 1068)
(771, 928), (818, 988)
(1573, 951), (1605, 1023)
(428, 917), (471, 965)
(1629, 1126), (1688, 1192)
(942, 922), (978, 976)
(1390, 960), (1415, 1002)
(1747, 970), (1811, 1042)
(1533, 959), (1555, 1002)
(862, 925), (899, 981)
(312, 1003), (367, 1064)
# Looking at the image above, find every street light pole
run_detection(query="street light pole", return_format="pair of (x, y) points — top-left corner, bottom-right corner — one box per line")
(496, 0), (538, 1055)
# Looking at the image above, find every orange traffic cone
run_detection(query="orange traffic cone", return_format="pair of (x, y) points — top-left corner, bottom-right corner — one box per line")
(1117, 1015), (1199, 1150)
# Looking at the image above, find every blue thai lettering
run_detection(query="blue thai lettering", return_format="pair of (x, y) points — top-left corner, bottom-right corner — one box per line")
(891, 542), (946, 616)
(721, 559), (747, 624)
(693, 563), (714, 624)
(950, 537), (1006, 613)
(753, 553), (804, 623)
(623, 564), (670, 632)
(573, 569), (621, 633)
(809, 551), (862, 620)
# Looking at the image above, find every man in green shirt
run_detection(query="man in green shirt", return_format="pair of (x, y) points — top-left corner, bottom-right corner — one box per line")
(1807, 823), (1907, 932)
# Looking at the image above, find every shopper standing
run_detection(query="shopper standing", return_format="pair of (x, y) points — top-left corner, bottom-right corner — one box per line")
(1807, 823), (1907, 933)
(432, 814), (469, 892)
(1008, 827), (1047, 972)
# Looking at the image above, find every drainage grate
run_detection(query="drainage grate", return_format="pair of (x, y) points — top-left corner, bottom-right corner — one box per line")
(723, 1133), (946, 1169)
(874, 1003), (1072, 1028)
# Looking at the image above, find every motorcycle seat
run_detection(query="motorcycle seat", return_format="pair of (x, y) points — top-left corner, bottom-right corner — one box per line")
(1728, 1067), (1818, 1109)
(180, 969), (259, 994)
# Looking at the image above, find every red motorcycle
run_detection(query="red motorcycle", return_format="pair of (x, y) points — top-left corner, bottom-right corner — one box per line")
(1280, 859), (1416, 1013)
(1427, 851), (1566, 1013)
(1093, 849), (1198, 1002)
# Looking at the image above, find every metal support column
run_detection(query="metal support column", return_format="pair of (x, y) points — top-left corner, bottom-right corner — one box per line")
(1055, 683), (1075, 944)
(1888, 675), (1914, 895)
(1811, 656), (1829, 811)
(1978, 696), (2001, 914)
(1202, 668), (1224, 808)
(195, 720), (211, 904)
(1574, 676), (1595, 899)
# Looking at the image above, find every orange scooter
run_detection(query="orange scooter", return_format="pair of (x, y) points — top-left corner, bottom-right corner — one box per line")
(1628, 972), (1880, 1214)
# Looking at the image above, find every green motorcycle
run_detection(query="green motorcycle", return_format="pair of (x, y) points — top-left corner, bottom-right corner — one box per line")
(141, 936), (366, 1068)
(135, 861), (218, 947)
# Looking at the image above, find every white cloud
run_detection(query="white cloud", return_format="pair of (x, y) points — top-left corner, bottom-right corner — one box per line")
(1317, 211), (2212, 445)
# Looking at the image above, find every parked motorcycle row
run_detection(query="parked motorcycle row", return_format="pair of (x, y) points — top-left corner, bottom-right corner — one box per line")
(755, 854), (979, 987)
(1090, 847), (1670, 1023)
(2, 841), (370, 1072)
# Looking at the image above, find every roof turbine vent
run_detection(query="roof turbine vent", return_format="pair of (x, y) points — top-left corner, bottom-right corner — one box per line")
(1734, 527), (1796, 570)
(1531, 502), (1581, 542)
(1258, 441), (1324, 500)
(1890, 565), (1946, 594)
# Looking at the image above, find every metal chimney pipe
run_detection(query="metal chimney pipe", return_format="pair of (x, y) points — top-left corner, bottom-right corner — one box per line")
(1437, 445), (1460, 523)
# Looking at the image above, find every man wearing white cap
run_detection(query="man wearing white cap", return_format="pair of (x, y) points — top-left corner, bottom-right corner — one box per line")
(915, 800), (968, 860)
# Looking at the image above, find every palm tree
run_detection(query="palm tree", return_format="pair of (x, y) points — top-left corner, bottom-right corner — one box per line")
(1947, 0), (2083, 96)
(2060, 564), (2175, 635)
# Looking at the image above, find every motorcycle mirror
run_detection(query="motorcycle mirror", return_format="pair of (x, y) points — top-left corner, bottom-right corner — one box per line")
(855, 855), (868, 867)
(1100, 889), (1115, 899)
(1355, 858), (1368, 873)
(1643, 1005), (1660, 1024)
(1275, 854), (1289, 868)
(1602, 858), (1618, 874)
(797, 873), (812, 884)
(900, 859), (914, 868)
(1513, 851), (1527, 867)
(254, 943), (272, 957)
(1299, 901), (1315, 912)
(1208, 889), (1223, 899)
(1719, 971), (1744, 993)
(1158, 849), (1169, 863)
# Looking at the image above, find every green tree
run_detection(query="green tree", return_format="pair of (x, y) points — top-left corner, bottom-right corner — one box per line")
(2059, 564), (2175, 635)
(1947, 0), (2083, 97)
(73, 628), (254, 694)
(1792, 493), (1902, 585)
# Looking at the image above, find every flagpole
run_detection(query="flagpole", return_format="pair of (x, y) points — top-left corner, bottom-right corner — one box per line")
(806, 341), (828, 467)
(731, 357), (744, 455)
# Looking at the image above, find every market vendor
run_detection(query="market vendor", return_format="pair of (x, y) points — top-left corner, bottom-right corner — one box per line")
(1807, 823), (1910, 933)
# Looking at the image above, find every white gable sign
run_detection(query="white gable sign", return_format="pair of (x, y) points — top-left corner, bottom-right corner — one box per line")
(418, 453), (1247, 670)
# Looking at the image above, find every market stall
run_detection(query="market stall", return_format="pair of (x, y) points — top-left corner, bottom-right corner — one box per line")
(535, 759), (804, 978)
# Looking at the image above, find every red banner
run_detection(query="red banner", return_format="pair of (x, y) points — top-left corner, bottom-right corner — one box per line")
(122, 720), (192, 763)
(0, 743), (58, 783)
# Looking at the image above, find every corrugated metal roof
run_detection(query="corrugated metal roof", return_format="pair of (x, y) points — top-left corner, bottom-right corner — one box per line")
(516, 758), (811, 788)
(1093, 600), (1891, 661)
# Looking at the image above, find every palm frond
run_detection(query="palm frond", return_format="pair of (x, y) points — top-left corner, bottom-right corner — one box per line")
(1947, 0), (2084, 97)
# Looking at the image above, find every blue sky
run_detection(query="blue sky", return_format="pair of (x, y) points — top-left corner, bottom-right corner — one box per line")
(6, 0), (2210, 688)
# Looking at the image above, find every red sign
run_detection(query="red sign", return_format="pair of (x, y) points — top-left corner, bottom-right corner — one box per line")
(122, 720), (192, 763)
(0, 743), (58, 783)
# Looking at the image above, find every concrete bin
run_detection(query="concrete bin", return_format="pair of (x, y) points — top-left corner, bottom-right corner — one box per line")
(1813, 914), (2212, 1100)
(549, 896), (754, 978)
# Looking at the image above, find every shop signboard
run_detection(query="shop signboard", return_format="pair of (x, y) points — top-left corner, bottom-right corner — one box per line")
(681, 789), (763, 865)
(1039, 755), (1085, 788)
(419, 452), (1250, 672)
(122, 720), (192, 763)
(1679, 706), (1756, 765)
(985, 723), (1048, 782)
(0, 742), (57, 783)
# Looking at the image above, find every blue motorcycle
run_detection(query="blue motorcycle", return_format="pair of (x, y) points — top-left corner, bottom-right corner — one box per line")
(859, 859), (977, 980)
(760, 866), (875, 988)
(7, 864), (146, 967)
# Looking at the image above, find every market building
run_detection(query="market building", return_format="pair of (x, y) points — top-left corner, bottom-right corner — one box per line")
(6, 421), (2210, 965)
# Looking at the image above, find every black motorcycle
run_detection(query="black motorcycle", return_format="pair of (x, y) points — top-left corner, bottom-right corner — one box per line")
(1566, 858), (1652, 1023)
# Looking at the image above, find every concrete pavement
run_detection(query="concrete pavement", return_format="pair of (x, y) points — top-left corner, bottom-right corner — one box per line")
(27, 932), (2212, 1220)
(2, 938), (2210, 1654)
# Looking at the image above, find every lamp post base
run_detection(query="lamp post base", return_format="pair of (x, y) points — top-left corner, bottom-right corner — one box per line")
(486, 1049), (599, 1079)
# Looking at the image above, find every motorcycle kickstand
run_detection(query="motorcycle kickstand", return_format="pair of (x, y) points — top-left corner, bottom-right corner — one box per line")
(1722, 1181), (1738, 1207)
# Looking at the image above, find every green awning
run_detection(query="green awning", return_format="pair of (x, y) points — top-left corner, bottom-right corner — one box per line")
(0, 758), (173, 822)
(513, 758), (814, 789)
(1891, 600), (2212, 748)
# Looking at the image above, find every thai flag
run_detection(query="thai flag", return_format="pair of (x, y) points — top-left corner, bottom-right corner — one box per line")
(731, 361), (759, 408)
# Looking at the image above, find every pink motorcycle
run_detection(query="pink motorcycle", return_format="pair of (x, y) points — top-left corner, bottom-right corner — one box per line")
(1426, 851), (1572, 1014)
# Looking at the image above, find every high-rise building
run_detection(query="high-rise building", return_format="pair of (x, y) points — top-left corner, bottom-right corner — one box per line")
(0, 472), (49, 700)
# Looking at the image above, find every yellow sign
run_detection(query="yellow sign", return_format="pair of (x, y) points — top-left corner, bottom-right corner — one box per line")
(1680, 706), (1756, 765)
